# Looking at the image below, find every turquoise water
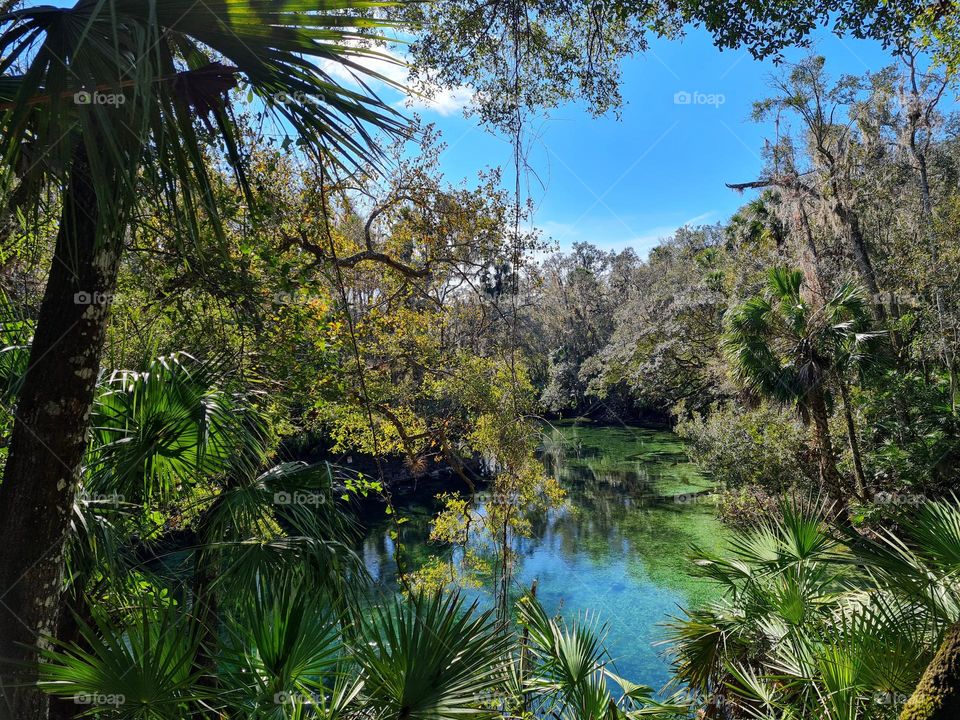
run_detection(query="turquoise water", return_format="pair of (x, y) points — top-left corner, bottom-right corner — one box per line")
(358, 423), (728, 691)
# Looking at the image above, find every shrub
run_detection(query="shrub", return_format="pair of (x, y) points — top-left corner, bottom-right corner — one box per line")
(675, 401), (815, 494)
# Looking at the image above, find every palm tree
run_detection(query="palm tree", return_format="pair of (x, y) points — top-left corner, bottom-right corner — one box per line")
(23, 366), (680, 720)
(352, 591), (511, 719)
(38, 580), (695, 720)
(37, 585), (511, 719)
(0, 344), (369, 719)
(665, 499), (945, 720)
(516, 593), (689, 719)
(663, 496), (960, 720)
(0, 2), (409, 715)
(723, 267), (876, 505)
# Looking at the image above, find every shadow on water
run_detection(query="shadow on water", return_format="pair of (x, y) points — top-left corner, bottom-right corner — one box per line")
(357, 422), (728, 692)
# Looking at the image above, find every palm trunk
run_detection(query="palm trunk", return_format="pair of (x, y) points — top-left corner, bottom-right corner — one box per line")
(900, 622), (960, 720)
(808, 389), (843, 503)
(838, 381), (867, 499)
(0, 152), (119, 720)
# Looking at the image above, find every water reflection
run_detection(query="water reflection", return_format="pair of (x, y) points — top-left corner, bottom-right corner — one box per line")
(357, 422), (727, 690)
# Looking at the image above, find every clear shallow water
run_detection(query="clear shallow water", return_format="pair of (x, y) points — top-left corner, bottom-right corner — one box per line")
(358, 422), (728, 691)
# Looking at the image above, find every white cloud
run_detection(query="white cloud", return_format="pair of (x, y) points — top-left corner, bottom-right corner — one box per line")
(405, 85), (474, 116)
(320, 46), (473, 117)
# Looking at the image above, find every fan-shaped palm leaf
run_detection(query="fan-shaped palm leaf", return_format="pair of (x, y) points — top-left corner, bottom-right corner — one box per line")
(38, 605), (206, 719)
(218, 577), (346, 719)
(849, 495), (960, 621)
(353, 590), (509, 720)
(88, 353), (268, 502)
(0, 0), (410, 226)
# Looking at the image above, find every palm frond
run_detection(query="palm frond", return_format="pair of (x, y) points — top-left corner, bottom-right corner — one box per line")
(87, 353), (269, 502)
(0, 0), (412, 248)
(38, 604), (206, 719)
(353, 590), (509, 720)
(218, 577), (346, 718)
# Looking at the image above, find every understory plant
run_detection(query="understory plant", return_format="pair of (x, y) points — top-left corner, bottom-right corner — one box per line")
(665, 497), (960, 719)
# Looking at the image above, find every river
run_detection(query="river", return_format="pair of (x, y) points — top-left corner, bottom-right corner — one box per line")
(358, 422), (728, 691)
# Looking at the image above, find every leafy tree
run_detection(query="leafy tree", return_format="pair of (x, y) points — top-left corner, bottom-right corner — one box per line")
(582, 228), (732, 414)
(676, 401), (815, 498)
(532, 243), (628, 414)
(730, 57), (886, 305)
(403, 0), (941, 128)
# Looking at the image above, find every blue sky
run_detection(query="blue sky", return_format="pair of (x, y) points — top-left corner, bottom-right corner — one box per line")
(365, 29), (919, 258)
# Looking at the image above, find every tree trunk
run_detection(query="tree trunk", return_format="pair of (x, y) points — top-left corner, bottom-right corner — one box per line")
(950, 364), (958, 416)
(914, 132), (958, 414)
(838, 381), (867, 500)
(831, 197), (881, 303)
(48, 586), (93, 720)
(796, 200), (825, 301)
(0, 152), (119, 720)
(900, 622), (960, 720)
(808, 388), (843, 503)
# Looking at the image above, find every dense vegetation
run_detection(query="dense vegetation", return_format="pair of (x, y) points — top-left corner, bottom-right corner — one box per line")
(0, 0), (959, 719)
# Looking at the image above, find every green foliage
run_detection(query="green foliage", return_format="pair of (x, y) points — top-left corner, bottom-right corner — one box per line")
(0, 0), (408, 225)
(723, 267), (874, 407)
(516, 594), (690, 719)
(676, 402), (814, 493)
(857, 371), (960, 493)
(4, 8), (960, 718)
(665, 498), (953, 719)
(38, 582), (693, 719)
(581, 227), (732, 413)
(88, 353), (269, 503)
(354, 592), (509, 719)
(39, 605), (206, 719)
